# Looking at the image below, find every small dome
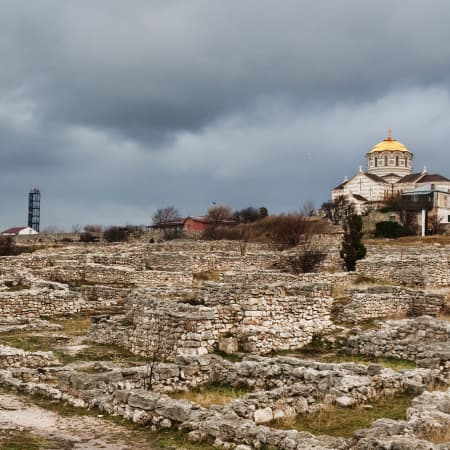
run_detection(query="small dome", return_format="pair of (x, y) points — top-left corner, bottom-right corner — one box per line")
(368, 131), (411, 154)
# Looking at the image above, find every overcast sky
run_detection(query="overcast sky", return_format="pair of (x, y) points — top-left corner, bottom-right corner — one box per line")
(1, 0), (450, 230)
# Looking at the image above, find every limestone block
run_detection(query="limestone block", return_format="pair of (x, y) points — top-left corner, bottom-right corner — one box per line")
(218, 337), (239, 355)
(335, 396), (356, 407)
(254, 407), (273, 424)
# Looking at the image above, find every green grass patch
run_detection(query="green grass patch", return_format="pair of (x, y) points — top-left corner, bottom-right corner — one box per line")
(171, 383), (252, 407)
(54, 344), (147, 366)
(52, 316), (93, 336)
(0, 334), (66, 352)
(0, 331), (146, 367)
(272, 392), (415, 438)
(318, 354), (416, 370)
(0, 428), (69, 449)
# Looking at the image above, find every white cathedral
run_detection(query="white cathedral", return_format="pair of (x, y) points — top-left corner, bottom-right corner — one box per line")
(331, 130), (450, 224)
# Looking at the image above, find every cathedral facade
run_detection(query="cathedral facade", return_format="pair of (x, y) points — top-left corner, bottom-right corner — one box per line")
(331, 131), (450, 224)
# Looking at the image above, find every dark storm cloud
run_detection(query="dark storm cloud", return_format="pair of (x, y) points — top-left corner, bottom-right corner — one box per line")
(1, 0), (450, 228)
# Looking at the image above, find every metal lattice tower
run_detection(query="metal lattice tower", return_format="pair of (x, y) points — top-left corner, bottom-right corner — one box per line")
(28, 188), (41, 232)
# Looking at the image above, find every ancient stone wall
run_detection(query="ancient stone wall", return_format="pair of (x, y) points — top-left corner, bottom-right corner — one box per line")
(0, 345), (60, 369)
(0, 286), (83, 319)
(356, 244), (450, 287)
(337, 286), (446, 323)
(2, 353), (444, 450)
(90, 281), (335, 356)
(346, 316), (450, 369)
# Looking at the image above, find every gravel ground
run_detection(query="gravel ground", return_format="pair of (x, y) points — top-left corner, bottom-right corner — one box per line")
(0, 391), (159, 449)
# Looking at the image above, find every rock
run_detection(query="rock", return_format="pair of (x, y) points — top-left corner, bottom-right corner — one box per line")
(187, 430), (208, 443)
(335, 396), (356, 407)
(254, 407), (273, 424)
(218, 337), (239, 354)
(132, 409), (152, 425)
(155, 397), (193, 422)
(160, 418), (172, 428)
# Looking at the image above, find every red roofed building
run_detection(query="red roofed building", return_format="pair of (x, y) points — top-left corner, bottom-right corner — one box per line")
(1, 226), (38, 236)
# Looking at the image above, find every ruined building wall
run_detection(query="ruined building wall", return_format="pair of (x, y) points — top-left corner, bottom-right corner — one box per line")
(338, 286), (446, 323)
(356, 244), (450, 287)
(91, 282), (335, 357)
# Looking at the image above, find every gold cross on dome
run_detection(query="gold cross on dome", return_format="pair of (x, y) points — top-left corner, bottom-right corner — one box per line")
(388, 128), (392, 138)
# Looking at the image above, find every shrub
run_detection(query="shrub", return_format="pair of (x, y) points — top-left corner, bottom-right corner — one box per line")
(374, 221), (407, 238)
(0, 236), (35, 256)
(0, 236), (15, 256)
(341, 214), (366, 271)
(284, 251), (327, 274)
(80, 232), (98, 243)
(103, 226), (128, 242)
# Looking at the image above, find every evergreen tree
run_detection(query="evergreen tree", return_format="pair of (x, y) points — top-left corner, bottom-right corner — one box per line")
(340, 214), (366, 271)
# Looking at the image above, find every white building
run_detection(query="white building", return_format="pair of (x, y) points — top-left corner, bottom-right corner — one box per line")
(1, 226), (38, 236)
(331, 130), (450, 224)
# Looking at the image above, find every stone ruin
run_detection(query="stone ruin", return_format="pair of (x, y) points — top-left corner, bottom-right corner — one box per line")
(0, 235), (449, 448)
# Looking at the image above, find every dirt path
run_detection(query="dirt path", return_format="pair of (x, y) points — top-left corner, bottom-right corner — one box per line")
(0, 391), (160, 449)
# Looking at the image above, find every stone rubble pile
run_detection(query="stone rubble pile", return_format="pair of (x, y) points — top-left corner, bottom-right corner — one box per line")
(0, 351), (448, 449)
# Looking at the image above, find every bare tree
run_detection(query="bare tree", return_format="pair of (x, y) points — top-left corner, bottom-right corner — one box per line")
(301, 201), (316, 217)
(321, 196), (355, 225)
(207, 205), (233, 225)
(138, 314), (178, 390)
(268, 213), (326, 250)
(202, 205), (234, 240)
(152, 206), (180, 228)
(428, 212), (444, 235)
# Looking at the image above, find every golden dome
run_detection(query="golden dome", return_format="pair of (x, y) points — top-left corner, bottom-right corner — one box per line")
(368, 130), (411, 154)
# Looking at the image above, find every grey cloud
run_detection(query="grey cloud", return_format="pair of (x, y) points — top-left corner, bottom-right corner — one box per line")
(1, 1), (450, 229)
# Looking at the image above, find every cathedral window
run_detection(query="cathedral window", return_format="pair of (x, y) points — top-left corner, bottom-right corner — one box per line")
(395, 155), (399, 166)
(384, 155), (388, 166)
(374, 157), (378, 167)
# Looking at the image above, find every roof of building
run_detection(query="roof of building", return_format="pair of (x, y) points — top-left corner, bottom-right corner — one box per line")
(333, 180), (348, 190)
(398, 172), (423, 183)
(368, 130), (411, 155)
(418, 174), (450, 183)
(1, 226), (28, 235)
(383, 173), (403, 179)
(364, 172), (389, 184)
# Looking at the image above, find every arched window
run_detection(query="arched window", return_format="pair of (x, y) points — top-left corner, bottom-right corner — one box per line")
(374, 157), (378, 167)
(396, 155), (399, 166)
(384, 155), (388, 166)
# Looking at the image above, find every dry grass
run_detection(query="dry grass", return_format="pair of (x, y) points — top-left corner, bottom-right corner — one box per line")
(272, 393), (415, 438)
(171, 383), (251, 407)
(53, 316), (93, 336)
(418, 425), (450, 444)
(365, 235), (450, 246)
(331, 284), (346, 299)
(193, 270), (221, 282)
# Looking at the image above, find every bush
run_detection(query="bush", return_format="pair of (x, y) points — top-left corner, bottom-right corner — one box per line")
(0, 236), (35, 256)
(341, 214), (366, 271)
(284, 251), (327, 274)
(0, 236), (16, 256)
(80, 232), (98, 243)
(374, 221), (407, 238)
(103, 226), (128, 242)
